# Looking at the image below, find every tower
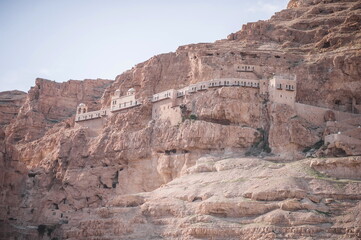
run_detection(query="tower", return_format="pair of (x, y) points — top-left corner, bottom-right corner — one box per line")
(76, 103), (87, 115)
(127, 88), (135, 96)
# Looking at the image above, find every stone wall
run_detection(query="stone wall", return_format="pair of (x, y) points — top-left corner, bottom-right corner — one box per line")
(111, 94), (139, 112)
(75, 117), (107, 136)
(76, 109), (108, 122)
(152, 99), (182, 126)
(295, 103), (360, 126)
(269, 76), (296, 107)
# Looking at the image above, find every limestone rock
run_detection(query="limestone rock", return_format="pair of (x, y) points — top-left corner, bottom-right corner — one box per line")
(1, 0), (361, 239)
(0, 90), (26, 127)
(5, 78), (112, 143)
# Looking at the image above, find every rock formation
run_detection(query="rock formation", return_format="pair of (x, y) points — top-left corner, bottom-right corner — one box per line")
(0, 0), (361, 239)
(0, 90), (26, 127)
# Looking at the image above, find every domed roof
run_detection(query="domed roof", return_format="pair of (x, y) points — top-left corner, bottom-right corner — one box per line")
(78, 103), (86, 107)
(128, 88), (135, 92)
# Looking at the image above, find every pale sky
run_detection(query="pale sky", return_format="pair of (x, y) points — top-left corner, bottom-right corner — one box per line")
(0, 0), (289, 92)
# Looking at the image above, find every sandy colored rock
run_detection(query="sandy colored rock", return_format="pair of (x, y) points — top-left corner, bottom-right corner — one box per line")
(0, 90), (26, 127)
(1, 0), (361, 239)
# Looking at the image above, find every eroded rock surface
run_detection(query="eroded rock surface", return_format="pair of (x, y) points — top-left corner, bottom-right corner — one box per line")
(0, 90), (26, 127)
(1, 0), (361, 239)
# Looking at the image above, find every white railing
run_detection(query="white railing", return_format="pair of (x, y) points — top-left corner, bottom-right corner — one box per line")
(76, 77), (263, 122)
(76, 109), (108, 122)
(151, 89), (176, 102)
(111, 100), (141, 112)
(152, 78), (261, 102)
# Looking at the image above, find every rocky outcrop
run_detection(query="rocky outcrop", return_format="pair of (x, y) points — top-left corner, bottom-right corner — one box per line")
(5, 78), (113, 143)
(269, 104), (322, 158)
(1, 0), (361, 239)
(56, 156), (361, 239)
(0, 90), (26, 127)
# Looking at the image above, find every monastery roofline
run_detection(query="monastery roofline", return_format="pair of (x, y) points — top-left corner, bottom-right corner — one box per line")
(111, 94), (134, 100)
(272, 74), (297, 80)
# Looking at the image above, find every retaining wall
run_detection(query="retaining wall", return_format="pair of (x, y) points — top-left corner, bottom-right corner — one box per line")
(295, 103), (360, 125)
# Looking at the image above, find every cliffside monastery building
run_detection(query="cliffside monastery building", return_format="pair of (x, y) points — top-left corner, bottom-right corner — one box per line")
(74, 64), (361, 149)
(75, 65), (298, 126)
(75, 64), (359, 130)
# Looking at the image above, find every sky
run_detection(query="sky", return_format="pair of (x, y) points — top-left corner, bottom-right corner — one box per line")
(0, 0), (289, 92)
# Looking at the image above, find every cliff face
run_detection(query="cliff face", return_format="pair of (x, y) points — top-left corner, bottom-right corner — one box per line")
(5, 78), (113, 143)
(0, 90), (26, 127)
(1, 0), (361, 239)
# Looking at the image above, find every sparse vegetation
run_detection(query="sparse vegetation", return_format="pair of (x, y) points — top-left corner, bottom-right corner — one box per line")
(189, 114), (198, 120)
(245, 128), (271, 156)
(37, 225), (46, 236)
(305, 166), (361, 185)
(37, 224), (56, 237)
(314, 209), (331, 216)
(303, 140), (324, 153)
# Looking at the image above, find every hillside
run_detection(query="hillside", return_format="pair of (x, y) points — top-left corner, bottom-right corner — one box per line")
(0, 0), (361, 239)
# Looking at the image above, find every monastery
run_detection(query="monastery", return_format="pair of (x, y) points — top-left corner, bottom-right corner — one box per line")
(75, 65), (360, 149)
(75, 65), (298, 126)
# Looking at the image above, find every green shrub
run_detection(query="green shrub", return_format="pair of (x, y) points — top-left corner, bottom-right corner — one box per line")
(189, 114), (197, 120)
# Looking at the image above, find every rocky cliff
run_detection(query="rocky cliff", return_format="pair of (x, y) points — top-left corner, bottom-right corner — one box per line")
(0, 90), (26, 127)
(1, 0), (361, 239)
